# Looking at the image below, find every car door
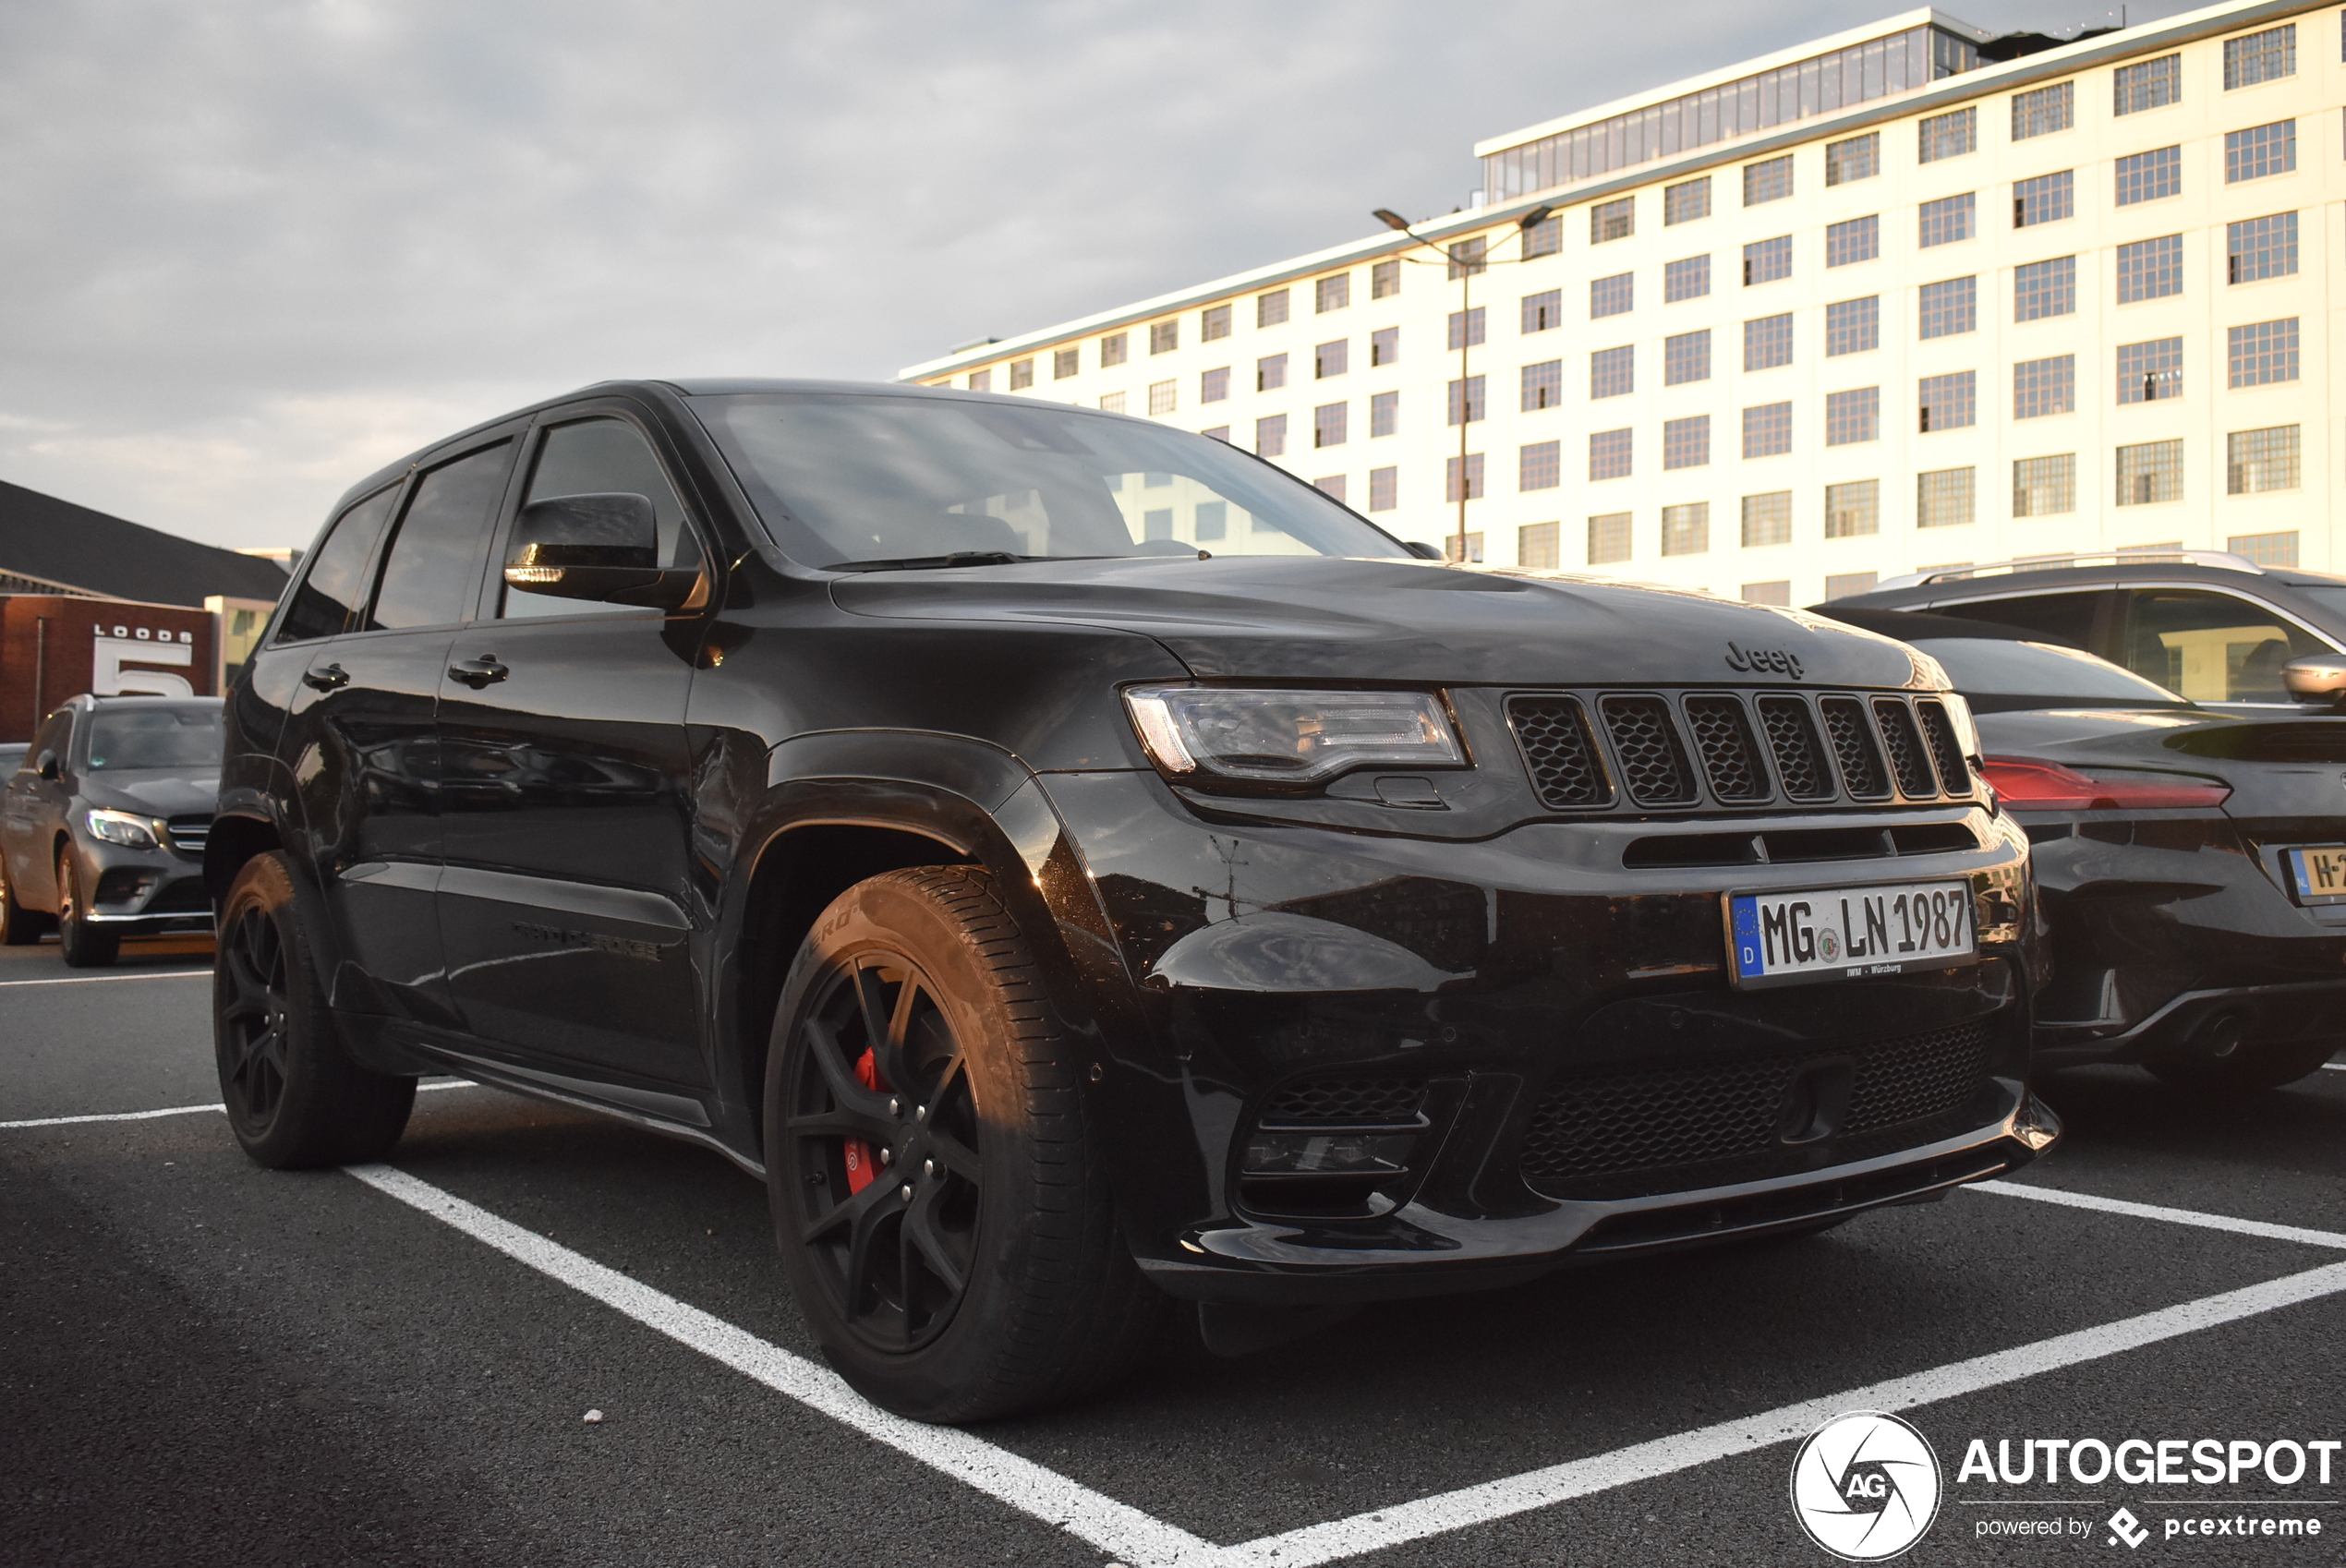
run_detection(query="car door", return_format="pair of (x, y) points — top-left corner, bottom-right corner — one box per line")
(2110, 587), (2332, 706)
(2, 708), (77, 908)
(281, 435), (518, 1025)
(435, 408), (713, 1088)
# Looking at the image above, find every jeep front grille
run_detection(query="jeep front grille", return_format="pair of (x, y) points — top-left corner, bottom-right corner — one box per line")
(1914, 700), (1972, 798)
(1872, 698), (1939, 798)
(1599, 695), (1697, 806)
(1506, 695), (1611, 809)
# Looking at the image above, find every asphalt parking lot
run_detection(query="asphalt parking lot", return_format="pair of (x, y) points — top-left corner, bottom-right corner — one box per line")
(5, 935), (2343, 1566)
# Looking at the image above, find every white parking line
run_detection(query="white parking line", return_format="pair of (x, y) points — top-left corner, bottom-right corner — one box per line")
(0, 1080), (470, 1130)
(344, 1164), (2346, 1568)
(2326, 1063), (2345, 1073)
(0, 969), (211, 988)
(1972, 1178), (2346, 1250)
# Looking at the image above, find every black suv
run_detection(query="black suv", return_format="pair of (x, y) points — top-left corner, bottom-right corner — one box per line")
(209, 380), (2055, 1420)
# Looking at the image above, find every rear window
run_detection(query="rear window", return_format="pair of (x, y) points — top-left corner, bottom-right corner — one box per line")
(86, 706), (225, 771)
(1910, 638), (2185, 706)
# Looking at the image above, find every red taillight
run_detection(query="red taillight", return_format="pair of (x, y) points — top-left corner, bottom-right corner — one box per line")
(1980, 756), (2231, 811)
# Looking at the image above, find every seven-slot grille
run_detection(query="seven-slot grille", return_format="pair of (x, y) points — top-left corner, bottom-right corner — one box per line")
(1505, 690), (1964, 813)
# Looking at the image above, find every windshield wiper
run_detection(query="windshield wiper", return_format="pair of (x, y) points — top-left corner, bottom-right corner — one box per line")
(828, 551), (1134, 573)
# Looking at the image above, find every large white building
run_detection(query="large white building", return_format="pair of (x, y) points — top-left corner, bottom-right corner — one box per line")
(901, 1), (2343, 604)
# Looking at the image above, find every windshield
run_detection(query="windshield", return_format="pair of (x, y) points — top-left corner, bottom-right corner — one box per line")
(2286, 585), (2346, 623)
(1909, 638), (2188, 706)
(86, 706), (225, 771)
(695, 392), (1405, 568)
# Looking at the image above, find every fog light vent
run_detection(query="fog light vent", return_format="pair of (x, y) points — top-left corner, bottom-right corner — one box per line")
(1241, 1130), (1418, 1176)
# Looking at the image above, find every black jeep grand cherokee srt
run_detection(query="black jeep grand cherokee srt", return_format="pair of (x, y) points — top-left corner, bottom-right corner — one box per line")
(209, 380), (2056, 1420)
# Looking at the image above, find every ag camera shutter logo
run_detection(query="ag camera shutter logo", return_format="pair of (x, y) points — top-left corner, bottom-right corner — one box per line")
(1790, 1411), (1943, 1560)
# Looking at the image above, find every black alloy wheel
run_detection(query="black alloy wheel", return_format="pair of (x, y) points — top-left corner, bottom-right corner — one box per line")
(217, 896), (294, 1128)
(54, 850), (117, 968)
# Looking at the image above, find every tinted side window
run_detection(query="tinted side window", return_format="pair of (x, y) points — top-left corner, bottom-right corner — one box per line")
(277, 485), (401, 643)
(2118, 589), (2327, 703)
(502, 418), (703, 620)
(367, 442), (514, 632)
(1927, 590), (2110, 651)
(30, 710), (73, 767)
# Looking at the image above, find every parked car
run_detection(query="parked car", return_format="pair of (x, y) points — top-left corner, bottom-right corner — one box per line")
(0, 695), (224, 962)
(1825, 551), (2346, 713)
(207, 379), (2056, 1421)
(1819, 607), (2345, 1093)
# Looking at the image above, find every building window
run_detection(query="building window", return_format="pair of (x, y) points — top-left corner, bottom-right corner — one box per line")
(2225, 119), (2296, 182)
(2013, 256), (2076, 320)
(1744, 154), (1793, 205)
(1315, 339), (1348, 378)
(1918, 192), (1976, 247)
(1258, 353), (1288, 392)
(1201, 426), (1230, 443)
(2116, 439), (2183, 504)
(1590, 272), (1633, 318)
(1445, 453), (1485, 501)
(1447, 375), (1486, 425)
(1826, 215), (1879, 267)
(1825, 387), (1879, 446)
(967, 368), (992, 392)
(1518, 291), (1563, 335)
(1826, 132), (1880, 186)
(1150, 380), (1177, 416)
(1590, 428), (1633, 480)
(1588, 512), (1632, 565)
(2013, 355), (2075, 418)
(1258, 289), (1290, 327)
(1744, 235), (1791, 285)
(1142, 507), (1175, 542)
(2012, 80), (2074, 139)
(1313, 402), (1347, 448)
(2227, 211), (2298, 283)
(1741, 490), (1792, 547)
(1445, 532), (1485, 563)
(2115, 234), (2183, 302)
(1663, 415), (1710, 470)
(1520, 440), (1562, 491)
(1446, 308), (1486, 350)
(1256, 414), (1288, 456)
(1370, 326), (1399, 366)
(1519, 521), (1561, 568)
(2228, 529), (2298, 566)
(1664, 176), (1711, 223)
(1824, 479), (1880, 538)
(2228, 318), (2299, 386)
(1101, 333), (1129, 368)
(1201, 367), (1231, 404)
(1591, 345), (1634, 399)
(1661, 502), (1709, 556)
(1919, 106), (1977, 163)
(1917, 466), (1976, 528)
(1917, 370), (1977, 431)
(1202, 304), (1232, 342)
(1743, 401), (1792, 458)
(1313, 475), (1346, 504)
(1371, 259), (1400, 299)
(1315, 274), (1349, 314)
(1370, 390), (1398, 438)
(1448, 236), (1488, 278)
(1521, 359), (1562, 411)
(1054, 347), (1080, 380)
(2115, 145), (2182, 205)
(1663, 255), (1711, 302)
(2013, 170), (2074, 227)
(1743, 580), (1793, 605)
(1824, 571), (1879, 598)
(2223, 23), (2295, 89)
(1663, 330), (1711, 385)
(1368, 466), (1397, 511)
(1009, 359), (1034, 391)
(1745, 313), (1793, 370)
(2228, 424), (2300, 492)
(1099, 392), (1126, 413)
(1590, 197), (1634, 244)
(1825, 296), (1879, 356)
(1521, 214), (1562, 259)
(1151, 320), (1179, 355)
(2114, 54), (2181, 115)
(2116, 337), (2183, 404)
(2013, 453), (2076, 516)
(1918, 275), (1977, 338)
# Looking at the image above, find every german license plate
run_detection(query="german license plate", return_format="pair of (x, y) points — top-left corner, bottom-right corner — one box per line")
(1726, 881), (1977, 990)
(2285, 846), (2346, 904)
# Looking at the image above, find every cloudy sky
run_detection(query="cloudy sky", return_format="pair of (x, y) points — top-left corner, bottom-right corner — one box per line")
(1, 0), (2166, 552)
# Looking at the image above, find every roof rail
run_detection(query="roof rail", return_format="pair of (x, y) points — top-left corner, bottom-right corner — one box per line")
(1871, 549), (2263, 592)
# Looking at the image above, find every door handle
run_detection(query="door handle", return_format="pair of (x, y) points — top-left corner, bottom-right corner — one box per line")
(301, 662), (349, 692)
(447, 655), (510, 689)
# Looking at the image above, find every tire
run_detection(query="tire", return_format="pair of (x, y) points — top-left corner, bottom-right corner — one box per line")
(54, 850), (118, 968)
(764, 866), (1169, 1422)
(213, 852), (415, 1168)
(2145, 1036), (2339, 1095)
(0, 854), (51, 945)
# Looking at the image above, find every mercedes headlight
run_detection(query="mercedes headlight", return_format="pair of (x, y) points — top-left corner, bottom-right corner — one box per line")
(85, 809), (163, 850)
(1123, 687), (1464, 785)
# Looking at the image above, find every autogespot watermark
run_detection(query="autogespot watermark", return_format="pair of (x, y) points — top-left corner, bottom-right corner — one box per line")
(1791, 1412), (1944, 1561)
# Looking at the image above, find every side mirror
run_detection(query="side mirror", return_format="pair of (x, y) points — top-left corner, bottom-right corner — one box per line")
(2281, 655), (2346, 708)
(1401, 540), (1445, 561)
(503, 493), (703, 609)
(35, 751), (60, 781)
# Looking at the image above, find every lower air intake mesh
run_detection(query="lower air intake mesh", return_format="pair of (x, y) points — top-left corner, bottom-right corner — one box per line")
(1258, 1076), (1428, 1127)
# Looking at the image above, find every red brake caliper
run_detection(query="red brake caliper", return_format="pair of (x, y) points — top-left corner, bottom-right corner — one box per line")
(843, 1047), (887, 1194)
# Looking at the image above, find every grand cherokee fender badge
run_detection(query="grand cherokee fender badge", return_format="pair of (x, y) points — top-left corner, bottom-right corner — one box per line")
(1725, 641), (1803, 679)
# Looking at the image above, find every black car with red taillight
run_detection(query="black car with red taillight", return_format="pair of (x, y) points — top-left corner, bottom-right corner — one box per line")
(1821, 607), (2345, 1093)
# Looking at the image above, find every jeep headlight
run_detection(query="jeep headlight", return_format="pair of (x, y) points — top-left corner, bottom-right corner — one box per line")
(1123, 687), (1464, 785)
(85, 809), (163, 850)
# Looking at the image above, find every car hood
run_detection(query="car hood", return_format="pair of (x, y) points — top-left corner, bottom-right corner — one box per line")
(1974, 705), (2346, 820)
(79, 769), (220, 818)
(832, 555), (1932, 688)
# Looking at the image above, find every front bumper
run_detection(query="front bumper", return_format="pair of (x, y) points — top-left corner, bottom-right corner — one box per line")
(67, 833), (214, 935)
